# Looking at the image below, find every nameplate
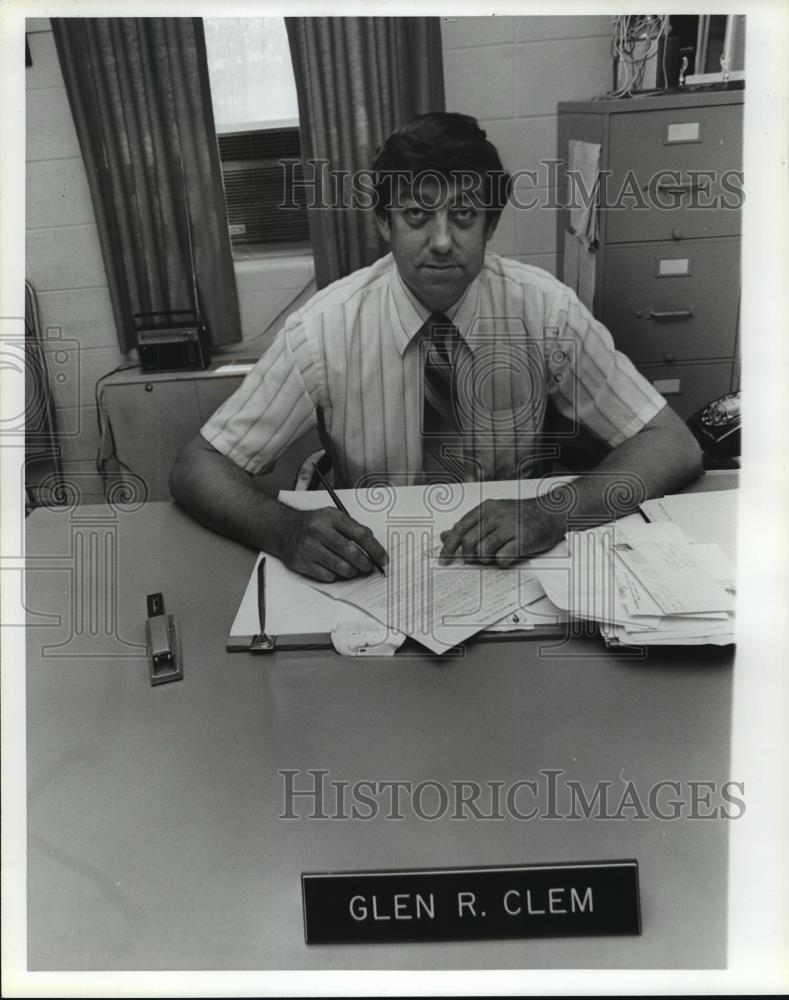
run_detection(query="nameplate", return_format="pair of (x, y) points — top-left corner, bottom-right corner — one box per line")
(302, 860), (640, 944)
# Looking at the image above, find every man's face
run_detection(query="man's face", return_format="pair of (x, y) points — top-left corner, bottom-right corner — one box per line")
(375, 177), (498, 314)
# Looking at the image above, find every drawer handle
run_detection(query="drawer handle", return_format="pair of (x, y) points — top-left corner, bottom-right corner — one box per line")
(641, 181), (702, 194)
(648, 307), (696, 321)
(657, 180), (702, 194)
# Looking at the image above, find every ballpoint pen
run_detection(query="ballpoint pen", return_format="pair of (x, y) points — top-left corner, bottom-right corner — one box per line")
(313, 464), (386, 575)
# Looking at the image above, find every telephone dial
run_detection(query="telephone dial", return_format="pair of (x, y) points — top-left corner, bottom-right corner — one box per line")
(687, 391), (741, 460)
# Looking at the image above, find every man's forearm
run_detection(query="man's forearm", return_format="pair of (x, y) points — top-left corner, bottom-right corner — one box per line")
(170, 436), (390, 581)
(544, 409), (703, 535)
(169, 437), (298, 558)
(440, 405), (703, 565)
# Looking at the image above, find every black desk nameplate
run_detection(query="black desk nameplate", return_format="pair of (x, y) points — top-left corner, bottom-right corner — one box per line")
(302, 860), (640, 945)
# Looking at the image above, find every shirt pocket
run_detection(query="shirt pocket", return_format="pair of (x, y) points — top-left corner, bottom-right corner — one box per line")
(456, 341), (547, 422)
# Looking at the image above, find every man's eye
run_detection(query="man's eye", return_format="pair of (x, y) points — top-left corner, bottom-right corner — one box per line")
(403, 207), (427, 223)
(451, 207), (476, 222)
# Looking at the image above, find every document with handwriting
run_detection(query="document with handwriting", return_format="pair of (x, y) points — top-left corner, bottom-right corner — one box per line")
(309, 531), (544, 654)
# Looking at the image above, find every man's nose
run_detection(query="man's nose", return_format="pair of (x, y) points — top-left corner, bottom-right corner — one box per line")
(427, 213), (453, 254)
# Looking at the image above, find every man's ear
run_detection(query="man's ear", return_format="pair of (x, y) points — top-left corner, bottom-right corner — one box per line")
(375, 213), (391, 243)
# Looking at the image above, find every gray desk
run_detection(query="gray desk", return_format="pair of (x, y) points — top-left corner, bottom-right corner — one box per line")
(26, 474), (736, 970)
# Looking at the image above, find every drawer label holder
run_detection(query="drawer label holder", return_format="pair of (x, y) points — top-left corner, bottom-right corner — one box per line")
(664, 121), (702, 144)
(656, 257), (691, 277)
(302, 859), (640, 944)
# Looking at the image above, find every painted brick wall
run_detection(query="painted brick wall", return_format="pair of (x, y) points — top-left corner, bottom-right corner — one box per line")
(441, 14), (614, 277)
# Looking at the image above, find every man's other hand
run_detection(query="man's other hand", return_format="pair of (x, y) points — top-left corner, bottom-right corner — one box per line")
(438, 498), (565, 567)
(280, 508), (389, 582)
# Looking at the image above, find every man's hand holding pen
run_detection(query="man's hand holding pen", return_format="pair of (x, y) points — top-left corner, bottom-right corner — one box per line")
(277, 507), (389, 582)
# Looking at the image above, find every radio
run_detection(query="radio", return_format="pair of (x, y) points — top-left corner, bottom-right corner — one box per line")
(133, 310), (211, 373)
(132, 150), (212, 374)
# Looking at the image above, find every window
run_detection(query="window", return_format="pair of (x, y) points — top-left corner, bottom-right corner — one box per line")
(204, 18), (310, 249)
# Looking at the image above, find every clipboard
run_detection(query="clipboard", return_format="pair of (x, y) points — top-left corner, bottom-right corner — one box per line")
(225, 544), (411, 654)
(225, 550), (569, 655)
(226, 552), (336, 652)
(225, 479), (577, 655)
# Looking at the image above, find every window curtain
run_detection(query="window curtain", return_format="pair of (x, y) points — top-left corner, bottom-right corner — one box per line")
(285, 17), (446, 289)
(51, 18), (241, 353)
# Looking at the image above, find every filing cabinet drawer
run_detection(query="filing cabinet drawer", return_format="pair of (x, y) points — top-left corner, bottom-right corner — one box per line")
(605, 105), (743, 243)
(640, 361), (733, 421)
(602, 238), (740, 364)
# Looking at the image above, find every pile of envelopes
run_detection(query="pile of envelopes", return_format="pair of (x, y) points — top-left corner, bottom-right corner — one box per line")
(530, 513), (736, 647)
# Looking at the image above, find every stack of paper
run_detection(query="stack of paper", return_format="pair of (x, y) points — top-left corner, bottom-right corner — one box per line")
(530, 516), (735, 647)
(639, 488), (738, 562)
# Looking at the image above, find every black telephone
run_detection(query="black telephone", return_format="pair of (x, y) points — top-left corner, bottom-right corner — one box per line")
(687, 391), (741, 460)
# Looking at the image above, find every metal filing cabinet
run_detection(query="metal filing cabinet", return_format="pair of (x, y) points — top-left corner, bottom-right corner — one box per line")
(557, 90), (743, 419)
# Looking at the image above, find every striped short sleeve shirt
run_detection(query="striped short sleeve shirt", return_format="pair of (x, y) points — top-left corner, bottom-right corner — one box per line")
(201, 252), (666, 487)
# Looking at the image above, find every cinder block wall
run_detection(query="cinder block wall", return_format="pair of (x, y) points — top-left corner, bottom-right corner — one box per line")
(441, 15), (614, 276)
(26, 20), (124, 503)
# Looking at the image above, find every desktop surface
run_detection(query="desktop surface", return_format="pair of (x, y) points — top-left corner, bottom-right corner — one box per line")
(25, 473), (736, 970)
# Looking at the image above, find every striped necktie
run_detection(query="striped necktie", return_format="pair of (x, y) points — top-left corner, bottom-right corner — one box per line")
(421, 312), (468, 481)
(423, 312), (461, 430)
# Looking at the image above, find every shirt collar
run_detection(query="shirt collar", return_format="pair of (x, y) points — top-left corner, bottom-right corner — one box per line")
(387, 257), (483, 356)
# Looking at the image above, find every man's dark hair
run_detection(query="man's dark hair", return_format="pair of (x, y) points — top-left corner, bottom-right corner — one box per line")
(370, 112), (512, 228)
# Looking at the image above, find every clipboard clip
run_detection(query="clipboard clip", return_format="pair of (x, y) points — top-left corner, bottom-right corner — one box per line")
(250, 557), (276, 653)
(225, 557), (331, 654)
(250, 632), (276, 653)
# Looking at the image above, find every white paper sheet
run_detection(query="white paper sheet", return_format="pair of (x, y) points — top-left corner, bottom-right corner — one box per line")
(530, 517), (682, 624)
(640, 489), (738, 562)
(310, 534), (545, 655)
(563, 227), (595, 311)
(578, 241), (596, 312)
(613, 540), (734, 615)
(568, 139), (601, 246)
(563, 227), (580, 294)
(214, 362), (256, 374)
(487, 593), (569, 631)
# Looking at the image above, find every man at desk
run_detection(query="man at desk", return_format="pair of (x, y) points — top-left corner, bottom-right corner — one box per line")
(171, 112), (701, 582)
